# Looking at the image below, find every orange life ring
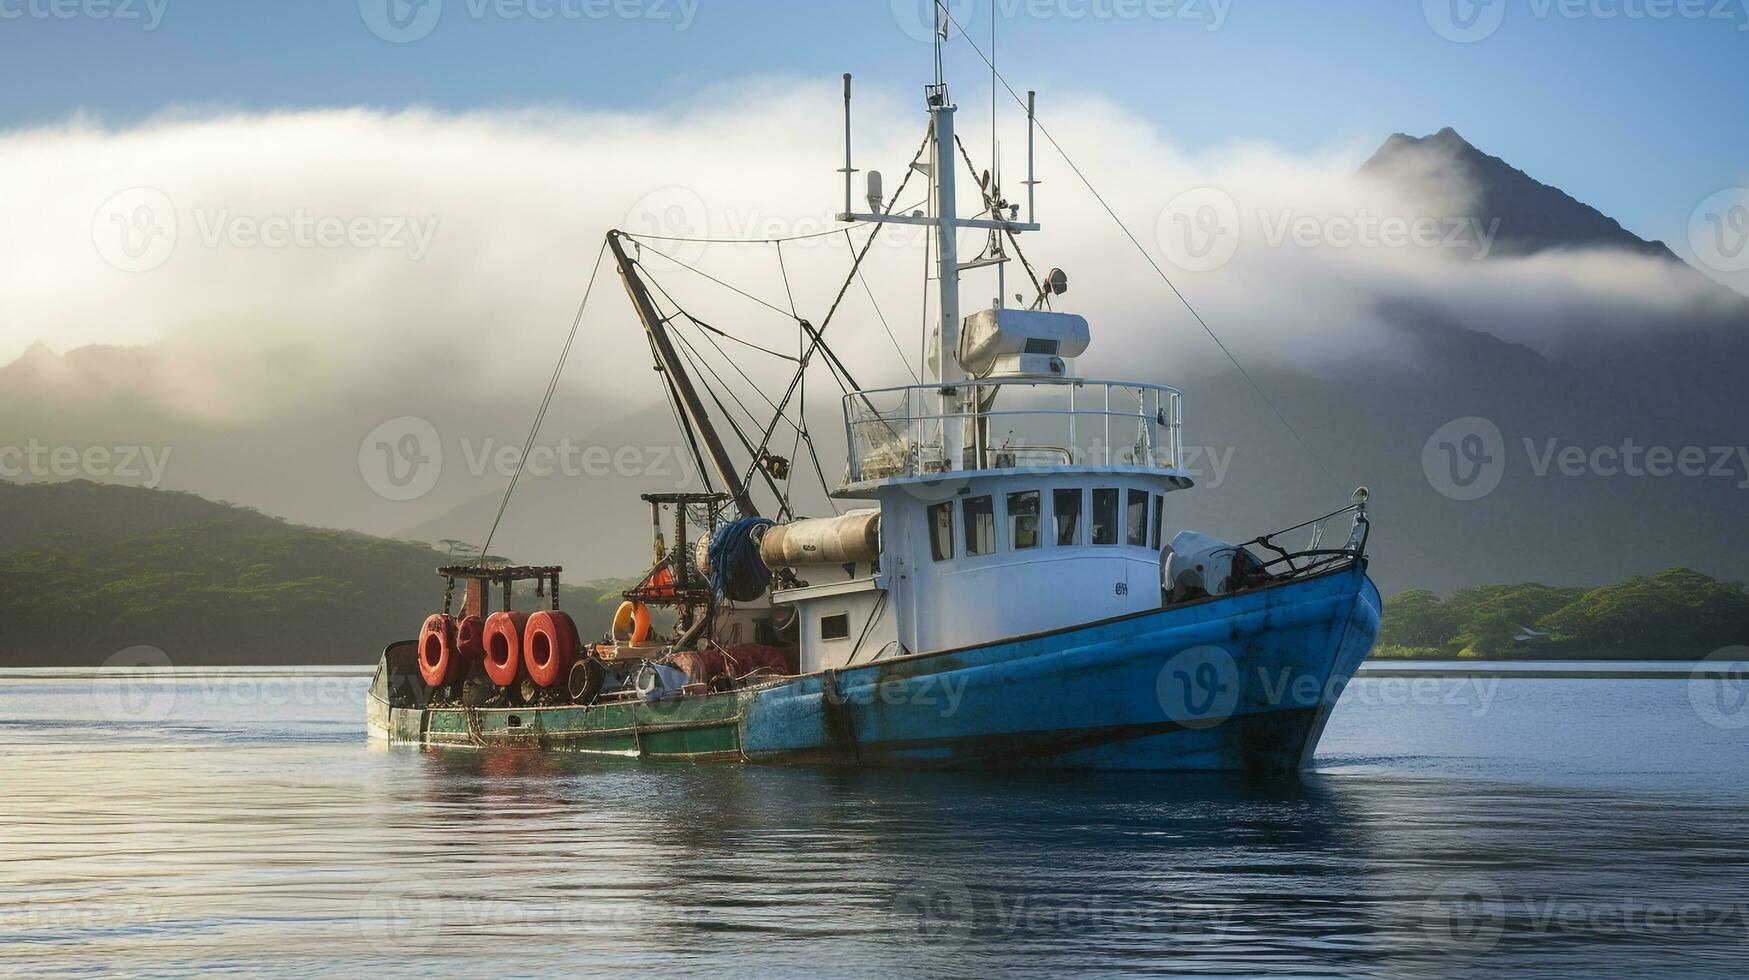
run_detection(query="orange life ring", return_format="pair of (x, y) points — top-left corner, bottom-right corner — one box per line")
(523, 609), (579, 689)
(612, 600), (653, 645)
(481, 611), (528, 687)
(417, 613), (458, 688)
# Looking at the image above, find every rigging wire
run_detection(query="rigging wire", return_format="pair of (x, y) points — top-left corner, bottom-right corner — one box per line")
(845, 228), (920, 384)
(667, 322), (794, 516)
(639, 265), (838, 516)
(621, 224), (855, 245)
(621, 234), (859, 510)
(939, 5), (1345, 496)
(643, 272), (793, 426)
(632, 256), (808, 431)
(689, 315), (800, 362)
(619, 236), (798, 321)
(479, 238), (608, 559)
(953, 133), (1043, 301)
(775, 240), (800, 320)
(741, 134), (934, 485)
(652, 333), (715, 496)
(626, 133), (932, 517)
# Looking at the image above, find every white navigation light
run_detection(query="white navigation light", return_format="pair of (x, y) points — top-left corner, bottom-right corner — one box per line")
(866, 171), (884, 213)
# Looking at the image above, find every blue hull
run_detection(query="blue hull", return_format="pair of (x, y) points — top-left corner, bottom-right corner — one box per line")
(740, 562), (1381, 771)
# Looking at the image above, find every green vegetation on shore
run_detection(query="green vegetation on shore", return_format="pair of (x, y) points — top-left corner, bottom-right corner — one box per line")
(0, 481), (622, 667)
(9, 481), (1743, 666)
(1376, 568), (1749, 660)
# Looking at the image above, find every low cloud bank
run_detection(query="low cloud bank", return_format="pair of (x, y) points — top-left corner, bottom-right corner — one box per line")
(0, 79), (1728, 425)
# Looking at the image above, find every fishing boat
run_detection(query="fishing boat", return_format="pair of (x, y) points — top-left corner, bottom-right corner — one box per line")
(367, 19), (1381, 770)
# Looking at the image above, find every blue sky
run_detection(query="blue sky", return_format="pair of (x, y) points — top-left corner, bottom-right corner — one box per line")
(2, 0), (1745, 245)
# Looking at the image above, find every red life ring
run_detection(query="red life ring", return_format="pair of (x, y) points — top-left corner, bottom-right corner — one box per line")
(482, 611), (528, 687)
(417, 613), (458, 688)
(523, 610), (580, 689)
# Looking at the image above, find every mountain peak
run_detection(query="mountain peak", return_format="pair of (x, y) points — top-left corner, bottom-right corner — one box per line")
(1362, 128), (1676, 262)
(12, 340), (58, 366)
(1374, 126), (1473, 159)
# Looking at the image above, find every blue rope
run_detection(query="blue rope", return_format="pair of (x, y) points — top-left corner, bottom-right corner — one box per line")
(708, 517), (775, 602)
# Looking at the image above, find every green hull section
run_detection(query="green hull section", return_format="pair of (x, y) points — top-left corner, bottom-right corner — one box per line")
(368, 647), (749, 761)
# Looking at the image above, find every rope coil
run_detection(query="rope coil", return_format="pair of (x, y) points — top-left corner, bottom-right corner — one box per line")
(708, 517), (776, 602)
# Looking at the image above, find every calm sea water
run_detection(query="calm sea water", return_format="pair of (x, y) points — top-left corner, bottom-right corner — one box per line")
(3, 668), (1747, 978)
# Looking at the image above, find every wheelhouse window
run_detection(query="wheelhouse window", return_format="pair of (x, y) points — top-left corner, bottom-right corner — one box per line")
(1007, 490), (1041, 550)
(928, 501), (954, 561)
(1053, 488), (1082, 546)
(1091, 488), (1119, 545)
(963, 495), (996, 556)
(1127, 489), (1149, 546)
(820, 613), (850, 640)
(1151, 494), (1164, 549)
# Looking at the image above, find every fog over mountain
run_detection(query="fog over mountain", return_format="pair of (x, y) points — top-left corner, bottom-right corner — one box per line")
(2, 88), (1744, 594)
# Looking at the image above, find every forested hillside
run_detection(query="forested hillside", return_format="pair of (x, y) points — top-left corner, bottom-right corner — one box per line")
(0, 481), (621, 666)
(1377, 568), (1749, 659)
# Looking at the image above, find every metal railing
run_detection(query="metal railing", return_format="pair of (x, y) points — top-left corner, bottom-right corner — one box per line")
(843, 378), (1184, 484)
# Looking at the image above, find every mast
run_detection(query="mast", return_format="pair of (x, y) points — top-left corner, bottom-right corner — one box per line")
(607, 230), (758, 518)
(833, 6), (1040, 474)
(929, 82), (965, 467)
